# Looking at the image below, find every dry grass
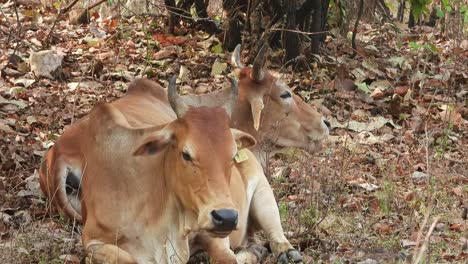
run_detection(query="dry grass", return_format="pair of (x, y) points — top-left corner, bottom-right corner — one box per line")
(1, 0), (467, 263)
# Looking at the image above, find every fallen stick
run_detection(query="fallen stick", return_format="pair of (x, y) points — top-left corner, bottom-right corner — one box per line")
(46, 0), (109, 45)
(69, 0), (109, 24)
(61, 0), (80, 14)
(412, 216), (440, 264)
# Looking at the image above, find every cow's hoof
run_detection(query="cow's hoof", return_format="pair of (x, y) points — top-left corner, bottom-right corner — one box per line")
(247, 244), (268, 261)
(277, 248), (302, 264)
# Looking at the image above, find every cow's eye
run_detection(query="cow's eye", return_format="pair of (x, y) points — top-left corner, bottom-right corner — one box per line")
(280, 92), (292, 99)
(182, 151), (192, 161)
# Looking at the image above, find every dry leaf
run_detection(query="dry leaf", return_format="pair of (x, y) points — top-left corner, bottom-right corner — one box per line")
(452, 187), (462, 197)
(449, 223), (464, 231)
(374, 222), (393, 235)
(29, 49), (64, 79)
(404, 191), (415, 202)
(394, 85), (409, 95)
(370, 88), (385, 99)
(439, 109), (463, 126)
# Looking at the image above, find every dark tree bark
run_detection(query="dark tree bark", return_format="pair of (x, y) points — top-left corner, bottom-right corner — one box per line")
(320, 0), (330, 42)
(310, 0), (323, 54)
(284, 0), (300, 62)
(223, 0), (246, 51)
(194, 0), (218, 34)
(376, 0), (391, 22)
(297, 0), (315, 23)
(351, 0), (364, 58)
(424, 6), (438, 27)
(164, 0), (219, 35)
(164, 0), (177, 34)
(408, 5), (415, 28)
(164, 0), (330, 63)
(397, 0), (406, 22)
(301, 13), (311, 32)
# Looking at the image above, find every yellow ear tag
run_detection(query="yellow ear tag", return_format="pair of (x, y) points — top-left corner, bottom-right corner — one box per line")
(234, 145), (249, 163)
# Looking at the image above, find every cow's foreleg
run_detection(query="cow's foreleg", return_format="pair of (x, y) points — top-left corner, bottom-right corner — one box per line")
(195, 234), (237, 264)
(85, 242), (138, 264)
(196, 234), (263, 264)
(249, 176), (303, 264)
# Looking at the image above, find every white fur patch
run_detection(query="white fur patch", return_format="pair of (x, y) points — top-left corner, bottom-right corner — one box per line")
(246, 176), (259, 207)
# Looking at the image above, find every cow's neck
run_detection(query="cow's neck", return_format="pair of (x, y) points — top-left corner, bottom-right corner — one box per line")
(231, 97), (258, 137)
(147, 195), (191, 264)
(138, 157), (201, 263)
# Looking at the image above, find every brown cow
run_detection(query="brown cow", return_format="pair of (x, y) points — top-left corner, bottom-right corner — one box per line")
(183, 44), (330, 164)
(230, 44), (329, 150)
(39, 45), (329, 222)
(65, 77), (301, 263)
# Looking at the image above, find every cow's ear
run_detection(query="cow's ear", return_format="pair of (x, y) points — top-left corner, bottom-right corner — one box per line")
(133, 129), (173, 156)
(231, 128), (256, 149)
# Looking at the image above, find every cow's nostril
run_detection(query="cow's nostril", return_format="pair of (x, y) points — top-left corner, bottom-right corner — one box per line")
(211, 209), (238, 231)
(323, 119), (331, 129)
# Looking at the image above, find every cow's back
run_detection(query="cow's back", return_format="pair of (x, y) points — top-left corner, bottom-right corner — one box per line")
(111, 79), (176, 128)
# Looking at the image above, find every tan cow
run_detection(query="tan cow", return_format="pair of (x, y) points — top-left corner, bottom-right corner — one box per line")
(182, 44), (330, 164)
(63, 77), (301, 264)
(39, 45), (329, 223)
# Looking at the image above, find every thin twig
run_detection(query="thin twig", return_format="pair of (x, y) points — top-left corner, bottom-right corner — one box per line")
(0, 28), (39, 51)
(413, 122), (436, 262)
(413, 216), (440, 264)
(87, 0), (108, 11)
(45, 11), (62, 48)
(1, 0), (22, 72)
(269, 28), (329, 35)
(351, 0), (364, 58)
(61, 0), (80, 14)
(148, 0), (217, 22)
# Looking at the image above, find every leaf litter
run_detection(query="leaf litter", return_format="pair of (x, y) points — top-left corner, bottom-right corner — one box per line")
(0, 1), (467, 263)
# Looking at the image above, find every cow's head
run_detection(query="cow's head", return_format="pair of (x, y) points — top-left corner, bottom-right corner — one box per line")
(231, 45), (330, 151)
(131, 77), (255, 237)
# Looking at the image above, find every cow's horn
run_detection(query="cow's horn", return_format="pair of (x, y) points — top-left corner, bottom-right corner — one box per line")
(222, 77), (239, 118)
(251, 44), (268, 82)
(167, 76), (188, 118)
(231, 44), (244, 68)
(250, 97), (264, 131)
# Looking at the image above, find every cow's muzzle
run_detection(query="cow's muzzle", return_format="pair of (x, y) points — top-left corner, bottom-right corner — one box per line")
(211, 209), (238, 231)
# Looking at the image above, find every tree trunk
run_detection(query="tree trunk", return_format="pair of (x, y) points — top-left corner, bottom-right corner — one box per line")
(424, 6), (438, 27)
(351, 0), (364, 58)
(194, 0), (218, 34)
(320, 0), (330, 42)
(408, 4), (415, 28)
(397, 0), (405, 22)
(164, 0), (177, 34)
(297, 0), (315, 23)
(284, 0), (300, 62)
(310, 0), (322, 54)
(223, 0), (242, 51)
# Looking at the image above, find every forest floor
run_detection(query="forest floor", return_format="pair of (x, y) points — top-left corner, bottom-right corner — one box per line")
(0, 2), (467, 264)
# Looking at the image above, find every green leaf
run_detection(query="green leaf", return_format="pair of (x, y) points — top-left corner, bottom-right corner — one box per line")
(149, 60), (168, 67)
(436, 8), (444, 18)
(356, 82), (371, 94)
(8, 100), (27, 109)
(211, 59), (227, 76)
(408, 41), (421, 50)
(388, 56), (403, 67)
(211, 44), (223, 54)
(425, 43), (438, 54)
